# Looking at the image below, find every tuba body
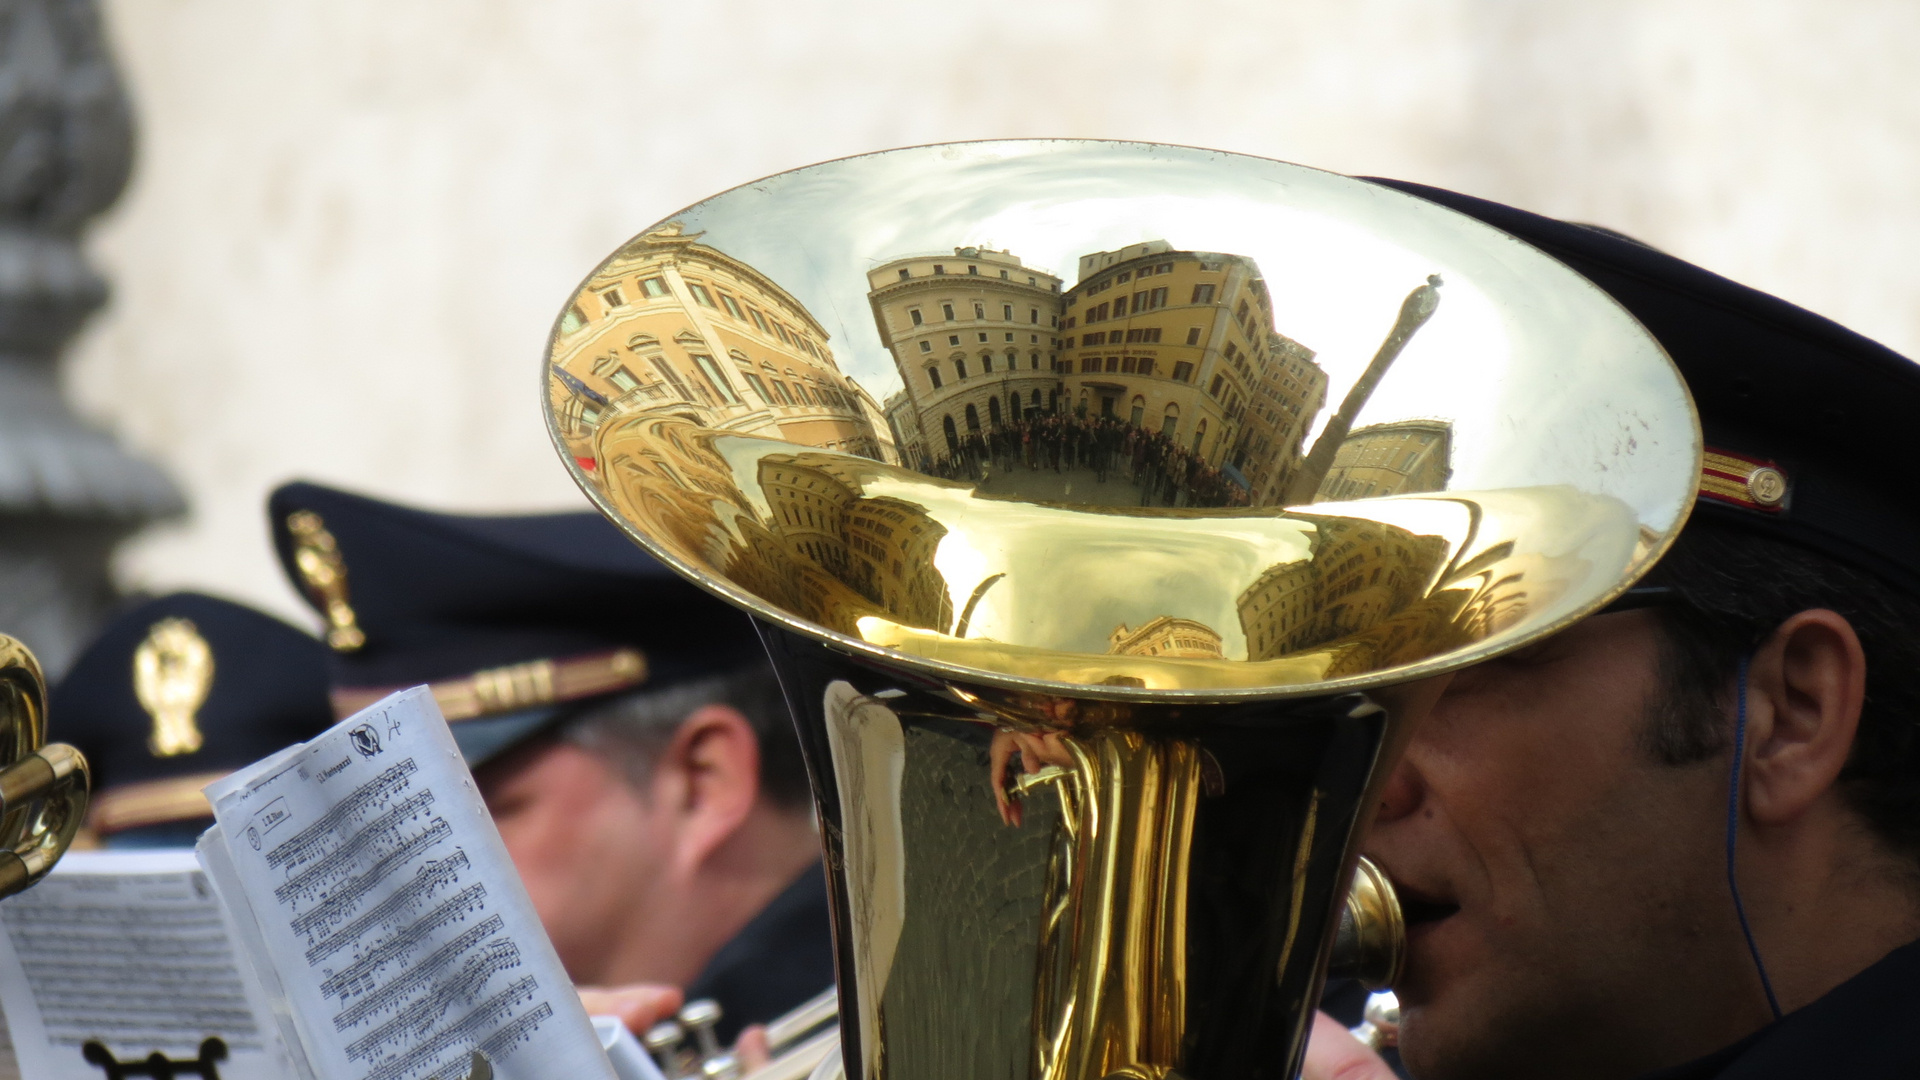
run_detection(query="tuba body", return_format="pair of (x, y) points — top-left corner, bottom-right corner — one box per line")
(541, 141), (1700, 1078)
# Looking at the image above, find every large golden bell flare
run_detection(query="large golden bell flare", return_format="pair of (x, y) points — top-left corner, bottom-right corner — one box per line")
(542, 141), (1699, 1079)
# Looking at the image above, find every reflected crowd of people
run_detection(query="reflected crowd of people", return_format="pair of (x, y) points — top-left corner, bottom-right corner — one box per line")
(912, 411), (1252, 509)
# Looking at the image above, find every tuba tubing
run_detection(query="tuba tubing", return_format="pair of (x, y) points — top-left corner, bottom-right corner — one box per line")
(0, 636), (90, 900)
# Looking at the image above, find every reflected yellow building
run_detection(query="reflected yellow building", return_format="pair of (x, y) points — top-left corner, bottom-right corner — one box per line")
(1317, 419), (1454, 500)
(866, 248), (1063, 459)
(882, 388), (925, 471)
(1237, 516), (1452, 662)
(1107, 616), (1225, 659)
(549, 223), (886, 466)
(1240, 334), (1329, 507)
(757, 453), (954, 633)
(1060, 244), (1294, 470)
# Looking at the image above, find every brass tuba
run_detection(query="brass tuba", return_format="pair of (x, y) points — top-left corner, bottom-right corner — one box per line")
(0, 635), (90, 898)
(542, 141), (1700, 1079)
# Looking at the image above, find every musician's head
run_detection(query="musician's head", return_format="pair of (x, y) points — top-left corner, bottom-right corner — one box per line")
(1360, 184), (1920, 1079)
(472, 664), (816, 989)
(266, 482), (815, 989)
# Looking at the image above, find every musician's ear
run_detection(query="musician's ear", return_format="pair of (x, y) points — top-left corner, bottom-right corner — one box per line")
(1741, 609), (1865, 828)
(657, 704), (762, 871)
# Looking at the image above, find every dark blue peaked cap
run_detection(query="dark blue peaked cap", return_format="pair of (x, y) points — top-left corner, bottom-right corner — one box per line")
(52, 591), (335, 842)
(267, 481), (764, 766)
(1371, 178), (1920, 598)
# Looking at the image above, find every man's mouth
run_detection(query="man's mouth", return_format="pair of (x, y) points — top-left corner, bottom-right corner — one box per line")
(1398, 887), (1461, 930)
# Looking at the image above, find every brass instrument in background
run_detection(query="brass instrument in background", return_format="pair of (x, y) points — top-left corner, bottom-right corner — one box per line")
(543, 141), (1701, 1078)
(0, 635), (90, 899)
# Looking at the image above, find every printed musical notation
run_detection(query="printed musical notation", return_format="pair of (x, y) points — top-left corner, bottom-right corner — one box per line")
(0, 851), (294, 1080)
(0, 866), (262, 1053)
(203, 687), (614, 1080)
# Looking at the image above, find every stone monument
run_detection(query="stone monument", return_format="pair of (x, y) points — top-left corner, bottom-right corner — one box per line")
(0, 0), (181, 676)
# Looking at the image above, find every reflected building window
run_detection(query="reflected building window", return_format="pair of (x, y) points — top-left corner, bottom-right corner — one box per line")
(1192, 419), (1208, 454)
(942, 303), (955, 320)
(919, 340), (932, 353)
(926, 367), (943, 390)
(965, 403), (980, 431)
(1173, 361), (1194, 382)
(1191, 284), (1215, 304)
(719, 293), (745, 319)
(648, 357), (692, 401)
(1162, 403), (1179, 437)
(688, 284), (716, 307)
(640, 277), (670, 298)
(955, 359), (968, 380)
(909, 308), (923, 325)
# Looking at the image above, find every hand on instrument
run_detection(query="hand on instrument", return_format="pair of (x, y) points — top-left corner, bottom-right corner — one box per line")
(732, 1024), (772, 1072)
(990, 730), (1076, 826)
(1302, 1009), (1396, 1080)
(578, 983), (685, 1036)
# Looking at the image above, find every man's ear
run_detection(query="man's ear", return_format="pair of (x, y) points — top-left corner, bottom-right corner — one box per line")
(1742, 609), (1866, 827)
(655, 704), (763, 873)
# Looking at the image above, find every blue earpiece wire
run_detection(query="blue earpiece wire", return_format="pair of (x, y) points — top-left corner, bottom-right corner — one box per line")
(1727, 654), (1784, 1021)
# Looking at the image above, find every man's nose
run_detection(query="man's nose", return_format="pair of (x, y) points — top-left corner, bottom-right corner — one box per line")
(1372, 757), (1423, 824)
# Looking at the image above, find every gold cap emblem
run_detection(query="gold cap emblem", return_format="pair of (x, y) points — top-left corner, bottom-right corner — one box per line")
(133, 618), (214, 757)
(287, 510), (366, 651)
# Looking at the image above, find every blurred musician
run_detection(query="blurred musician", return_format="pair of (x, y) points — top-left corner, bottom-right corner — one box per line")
(267, 482), (834, 1044)
(1304, 187), (1920, 1078)
(55, 592), (335, 848)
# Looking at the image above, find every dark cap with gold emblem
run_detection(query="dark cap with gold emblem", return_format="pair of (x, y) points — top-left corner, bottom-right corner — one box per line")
(51, 592), (336, 846)
(267, 481), (765, 767)
(1370, 178), (1920, 597)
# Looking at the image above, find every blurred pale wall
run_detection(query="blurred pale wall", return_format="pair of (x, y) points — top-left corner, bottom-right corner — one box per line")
(68, 0), (1920, 628)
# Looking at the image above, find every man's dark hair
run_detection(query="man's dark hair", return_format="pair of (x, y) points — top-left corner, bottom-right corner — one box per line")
(1645, 521), (1920, 866)
(560, 663), (812, 810)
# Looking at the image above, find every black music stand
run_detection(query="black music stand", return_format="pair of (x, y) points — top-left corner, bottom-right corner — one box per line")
(80, 1037), (227, 1080)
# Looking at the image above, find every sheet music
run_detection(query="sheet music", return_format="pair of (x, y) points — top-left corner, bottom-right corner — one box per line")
(203, 687), (615, 1080)
(0, 850), (297, 1080)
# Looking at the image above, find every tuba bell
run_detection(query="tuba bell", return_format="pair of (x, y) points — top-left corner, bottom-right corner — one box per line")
(542, 140), (1700, 1079)
(0, 635), (90, 899)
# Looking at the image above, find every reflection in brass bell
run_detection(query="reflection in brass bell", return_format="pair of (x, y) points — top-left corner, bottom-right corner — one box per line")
(543, 141), (1700, 1079)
